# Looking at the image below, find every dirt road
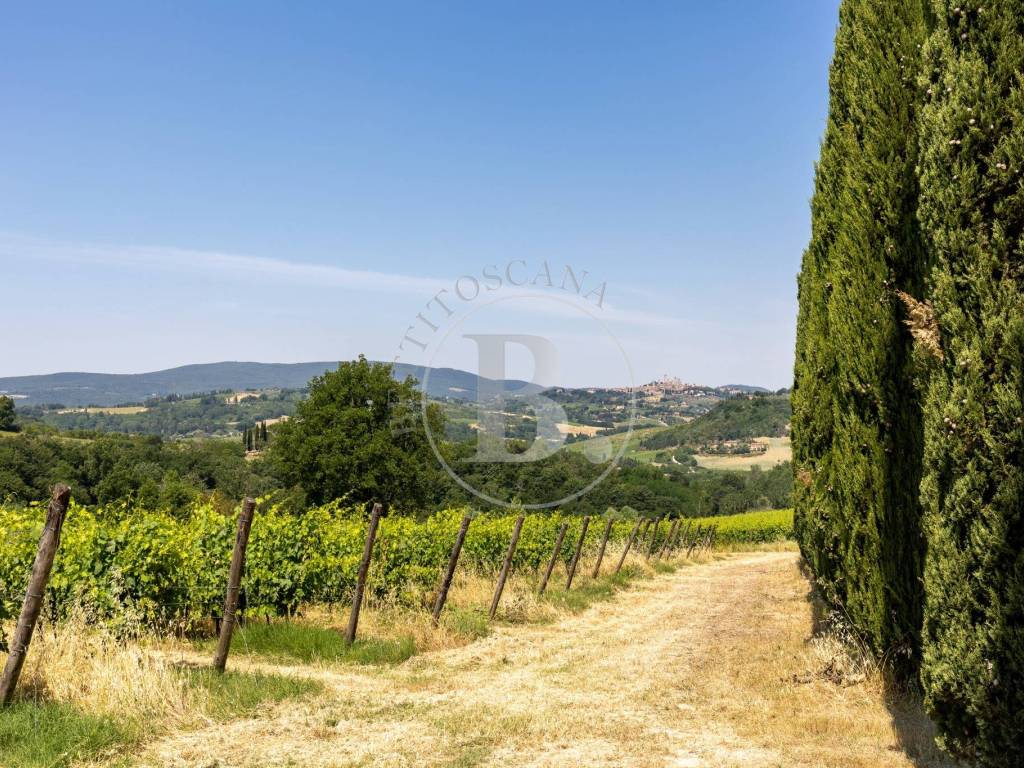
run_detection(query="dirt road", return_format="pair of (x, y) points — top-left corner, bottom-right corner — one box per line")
(129, 552), (950, 768)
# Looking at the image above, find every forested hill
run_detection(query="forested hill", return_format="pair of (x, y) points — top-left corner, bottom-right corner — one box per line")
(641, 394), (791, 450)
(0, 361), (538, 407)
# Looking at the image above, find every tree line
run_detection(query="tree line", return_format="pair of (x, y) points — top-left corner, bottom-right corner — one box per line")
(792, 1), (1022, 763)
(19, 389), (302, 438)
(0, 359), (792, 520)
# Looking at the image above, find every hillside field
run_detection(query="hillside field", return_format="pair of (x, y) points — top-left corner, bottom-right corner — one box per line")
(695, 436), (791, 471)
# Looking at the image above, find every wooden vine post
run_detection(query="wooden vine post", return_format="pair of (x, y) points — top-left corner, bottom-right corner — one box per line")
(657, 518), (677, 558)
(0, 485), (71, 706)
(591, 517), (614, 578)
(646, 515), (664, 558)
(489, 515), (525, 619)
(667, 518), (685, 554)
(686, 525), (703, 558)
(432, 513), (472, 625)
(538, 522), (569, 595)
(212, 497), (257, 673)
(613, 519), (643, 574)
(346, 502), (382, 644)
(702, 527), (717, 554)
(565, 516), (591, 589)
(675, 521), (692, 553)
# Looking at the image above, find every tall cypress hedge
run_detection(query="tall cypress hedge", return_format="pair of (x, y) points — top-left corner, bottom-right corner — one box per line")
(793, 10), (850, 625)
(793, 0), (928, 665)
(915, 1), (1024, 761)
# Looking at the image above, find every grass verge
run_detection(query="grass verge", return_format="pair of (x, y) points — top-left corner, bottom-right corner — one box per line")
(0, 669), (321, 768)
(178, 667), (322, 719)
(0, 701), (126, 768)
(199, 622), (417, 665)
(536, 566), (643, 613)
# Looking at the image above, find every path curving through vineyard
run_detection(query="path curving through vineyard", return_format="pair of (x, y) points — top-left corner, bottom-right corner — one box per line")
(126, 552), (950, 768)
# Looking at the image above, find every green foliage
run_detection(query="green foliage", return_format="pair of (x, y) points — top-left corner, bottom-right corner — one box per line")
(0, 431), (278, 506)
(205, 623), (416, 665)
(179, 668), (322, 719)
(268, 356), (445, 510)
(914, 2), (1024, 762)
(640, 394), (791, 450)
(25, 389), (302, 438)
(0, 395), (17, 432)
(538, 567), (636, 613)
(0, 500), (791, 631)
(441, 606), (490, 639)
(0, 702), (127, 768)
(446, 441), (791, 517)
(690, 508), (794, 544)
(791, 0), (928, 670)
(796, 0), (1023, 759)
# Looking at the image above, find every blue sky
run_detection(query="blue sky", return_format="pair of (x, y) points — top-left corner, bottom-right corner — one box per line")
(1, 2), (839, 389)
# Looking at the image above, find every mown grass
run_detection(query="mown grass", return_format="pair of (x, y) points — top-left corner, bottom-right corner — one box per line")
(440, 606), (491, 639)
(199, 621), (417, 665)
(538, 566), (641, 613)
(0, 666), (322, 768)
(178, 667), (322, 718)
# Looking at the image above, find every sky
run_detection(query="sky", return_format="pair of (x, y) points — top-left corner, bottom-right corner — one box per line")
(1, 1), (840, 389)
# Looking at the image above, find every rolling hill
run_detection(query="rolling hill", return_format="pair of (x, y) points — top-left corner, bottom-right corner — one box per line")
(640, 394), (791, 450)
(0, 361), (540, 407)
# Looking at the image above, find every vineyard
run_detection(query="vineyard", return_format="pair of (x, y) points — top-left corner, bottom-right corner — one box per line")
(0, 498), (792, 633)
(0, 493), (804, 768)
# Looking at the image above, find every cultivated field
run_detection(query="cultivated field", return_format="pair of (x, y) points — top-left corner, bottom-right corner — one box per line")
(56, 406), (149, 415)
(695, 436), (791, 471)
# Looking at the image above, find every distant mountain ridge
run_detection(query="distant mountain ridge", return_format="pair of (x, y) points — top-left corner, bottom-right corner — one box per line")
(0, 361), (540, 407)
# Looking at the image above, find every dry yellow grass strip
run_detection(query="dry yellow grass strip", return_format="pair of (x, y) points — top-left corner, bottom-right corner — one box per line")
(113, 552), (953, 768)
(694, 436), (791, 471)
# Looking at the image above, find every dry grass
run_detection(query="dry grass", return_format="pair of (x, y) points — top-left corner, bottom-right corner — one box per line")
(687, 555), (954, 767)
(19, 616), (202, 726)
(56, 406), (149, 415)
(258, 542), (681, 656)
(3, 613), (321, 768)
(896, 290), (944, 360)
(713, 539), (798, 553)
(16, 614), (318, 729)
(695, 436), (792, 471)
(119, 551), (955, 768)
(554, 422), (603, 437)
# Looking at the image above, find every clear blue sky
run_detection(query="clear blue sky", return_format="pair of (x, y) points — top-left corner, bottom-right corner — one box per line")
(1, 1), (840, 389)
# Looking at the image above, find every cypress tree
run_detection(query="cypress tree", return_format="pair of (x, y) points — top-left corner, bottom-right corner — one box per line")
(916, 1), (1024, 760)
(793, 0), (928, 664)
(793, 34), (847, 611)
